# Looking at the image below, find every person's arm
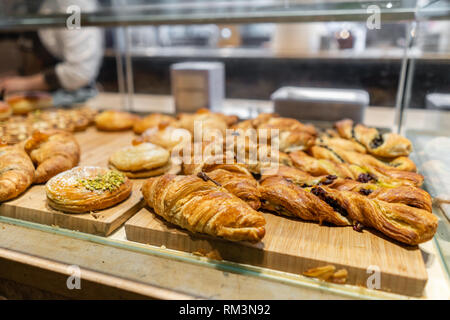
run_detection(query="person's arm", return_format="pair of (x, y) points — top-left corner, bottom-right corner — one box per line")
(0, 73), (49, 93)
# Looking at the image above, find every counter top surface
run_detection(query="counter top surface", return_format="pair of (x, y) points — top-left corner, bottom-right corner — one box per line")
(0, 92), (449, 300)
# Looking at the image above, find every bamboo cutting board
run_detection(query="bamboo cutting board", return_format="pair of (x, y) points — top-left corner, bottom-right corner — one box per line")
(125, 207), (429, 297)
(0, 128), (145, 236)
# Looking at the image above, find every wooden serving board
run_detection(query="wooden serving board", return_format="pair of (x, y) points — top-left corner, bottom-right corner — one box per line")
(0, 128), (145, 236)
(126, 207), (428, 297)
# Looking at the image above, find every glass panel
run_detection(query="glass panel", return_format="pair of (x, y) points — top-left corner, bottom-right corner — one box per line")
(402, 0), (450, 276)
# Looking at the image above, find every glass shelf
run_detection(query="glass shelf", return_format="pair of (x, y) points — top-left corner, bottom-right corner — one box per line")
(0, 0), (449, 31)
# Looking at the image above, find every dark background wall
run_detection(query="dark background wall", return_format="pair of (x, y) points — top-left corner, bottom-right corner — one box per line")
(97, 56), (450, 108)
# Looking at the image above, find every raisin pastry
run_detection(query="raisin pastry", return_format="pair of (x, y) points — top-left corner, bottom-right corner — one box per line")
(334, 119), (412, 158)
(310, 186), (437, 245)
(259, 176), (350, 226)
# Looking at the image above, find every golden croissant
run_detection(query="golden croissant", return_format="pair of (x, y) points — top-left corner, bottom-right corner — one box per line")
(141, 174), (266, 242)
(24, 130), (80, 183)
(0, 144), (35, 202)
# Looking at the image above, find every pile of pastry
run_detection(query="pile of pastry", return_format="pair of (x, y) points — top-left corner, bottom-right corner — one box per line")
(92, 109), (438, 246)
(0, 106), (98, 145)
(0, 107), (439, 247)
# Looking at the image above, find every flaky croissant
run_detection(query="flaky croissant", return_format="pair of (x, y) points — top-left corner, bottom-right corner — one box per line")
(310, 186), (438, 245)
(205, 169), (261, 210)
(0, 144), (35, 201)
(24, 130), (80, 183)
(334, 119), (412, 158)
(142, 174), (266, 242)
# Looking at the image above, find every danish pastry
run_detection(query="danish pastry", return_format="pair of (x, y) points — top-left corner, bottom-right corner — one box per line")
(46, 167), (132, 213)
(133, 113), (176, 134)
(95, 110), (140, 131)
(109, 142), (171, 178)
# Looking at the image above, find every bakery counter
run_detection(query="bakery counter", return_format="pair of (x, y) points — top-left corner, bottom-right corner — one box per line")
(0, 93), (449, 300)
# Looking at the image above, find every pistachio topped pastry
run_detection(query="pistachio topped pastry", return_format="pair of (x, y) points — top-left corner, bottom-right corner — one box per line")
(78, 170), (126, 192)
(46, 166), (133, 213)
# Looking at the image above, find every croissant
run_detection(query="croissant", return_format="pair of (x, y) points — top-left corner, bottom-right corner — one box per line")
(334, 119), (412, 158)
(142, 174), (266, 242)
(24, 130), (80, 183)
(0, 144), (35, 201)
(259, 176), (350, 226)
(310, 145), (416, 172)
(289, 150), (354, 178)
(175, 108), (229, 139)
(310, 186), (438, 245)
(205, 169), (261, 210)
(95, 110), (140, 131)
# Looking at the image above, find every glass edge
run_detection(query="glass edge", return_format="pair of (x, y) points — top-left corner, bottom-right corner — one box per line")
(0, 215), (414, 300)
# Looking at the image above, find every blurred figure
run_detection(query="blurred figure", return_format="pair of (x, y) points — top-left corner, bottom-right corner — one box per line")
(0, 0), (103, 96)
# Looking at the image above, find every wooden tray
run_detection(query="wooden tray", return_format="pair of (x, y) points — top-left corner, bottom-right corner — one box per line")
(125, 207), (428, 297)
(0, 128), (145, 236)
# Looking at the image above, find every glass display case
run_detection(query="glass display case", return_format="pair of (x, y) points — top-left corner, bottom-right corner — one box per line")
(0, 0), (449, 300)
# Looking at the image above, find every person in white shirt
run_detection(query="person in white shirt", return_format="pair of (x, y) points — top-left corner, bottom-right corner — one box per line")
(0, 0), (103, 94)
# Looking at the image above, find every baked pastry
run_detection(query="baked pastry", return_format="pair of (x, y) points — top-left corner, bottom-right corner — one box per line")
(141, 174), (266, 242)
(289, 150), (354, 178)
(309, 186), (438, 245)
(24, 130), (80, 183)
(310, 145), (417, 172)
(133, 113), (176, 134)
(232, 113), (317, 153)
(259, 176), (350, 226)
(0, 144), (35, 202)
(262, 165), (432, 211)
(0, 102), (12, 120)
(204, 169), (261, 210)
(317, 135), (367, 154)
(6, 92), (52, 115)
(95, 110), (140, 131)
(334, 119), (412, 158)
(109, 142), (171, 178)
(46, 166), (132, 213)
(137, 125), (191, 152)
(289, 150), (423, 187)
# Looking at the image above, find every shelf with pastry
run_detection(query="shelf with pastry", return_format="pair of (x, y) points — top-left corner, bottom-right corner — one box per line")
(0, 104), (445, 298)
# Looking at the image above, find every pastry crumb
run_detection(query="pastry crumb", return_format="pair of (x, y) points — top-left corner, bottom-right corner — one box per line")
(192, 248), (222, 261)
(303, 265), (348, 284)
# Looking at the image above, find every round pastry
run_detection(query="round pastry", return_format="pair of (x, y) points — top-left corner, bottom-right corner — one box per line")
(108, 142), (170, 178)
(46, 166), (133, 213)
(7, 92), (52, 115)
(0, 102), (12, 120)
(95, 110), (140, 131)
(133, 113), (176, 134)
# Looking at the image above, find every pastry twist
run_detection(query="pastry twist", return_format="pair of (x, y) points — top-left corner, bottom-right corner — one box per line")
(334, 119), (412, 158)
